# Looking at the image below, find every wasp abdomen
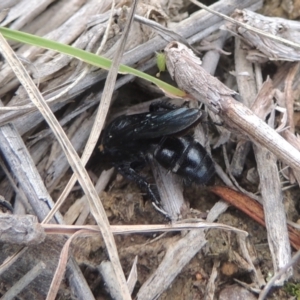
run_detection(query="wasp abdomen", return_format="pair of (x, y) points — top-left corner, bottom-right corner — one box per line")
(154, 136), (215, 184)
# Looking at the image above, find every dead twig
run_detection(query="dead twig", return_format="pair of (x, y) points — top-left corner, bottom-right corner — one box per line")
(164, 42), (300, 173)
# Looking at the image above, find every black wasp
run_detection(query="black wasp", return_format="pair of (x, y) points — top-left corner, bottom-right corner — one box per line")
(101, 102), (215, 215)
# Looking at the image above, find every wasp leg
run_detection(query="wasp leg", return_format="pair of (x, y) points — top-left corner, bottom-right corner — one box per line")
(113, 161), (169, 217)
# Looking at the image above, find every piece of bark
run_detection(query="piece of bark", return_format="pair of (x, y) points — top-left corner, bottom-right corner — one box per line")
(98, 261), (126, 300)
(1, 0), (56, 30)
(42, 111), (94, 193)
(126, 255), (138, 295)
(64, 168), (114, 225)
(251, 78), (292, 284)
(237, 235), (266, 287)
(230, 140), (251, 177)
(204, 260), (220, 300)
(225, 9), (300, 62)
(22, 0), (87, 38)
(230, 37), (257, 176)
(136, 229), (207, 300)
(280, 64), (300, 184)
(201, 31), (232, 147)
(253, 144), (292, 284)
(234, 38), (258, 107)
(0, 214), (45, 245)
(150, 158), (187, 221)
(0, 121), (57, 222)
(250, 78), (275, 120)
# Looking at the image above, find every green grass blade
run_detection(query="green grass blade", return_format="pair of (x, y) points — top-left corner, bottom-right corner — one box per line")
(0, 26), (185, 98)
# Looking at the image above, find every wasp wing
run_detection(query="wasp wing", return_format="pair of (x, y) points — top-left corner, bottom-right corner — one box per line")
(104, 108), (202, 145)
